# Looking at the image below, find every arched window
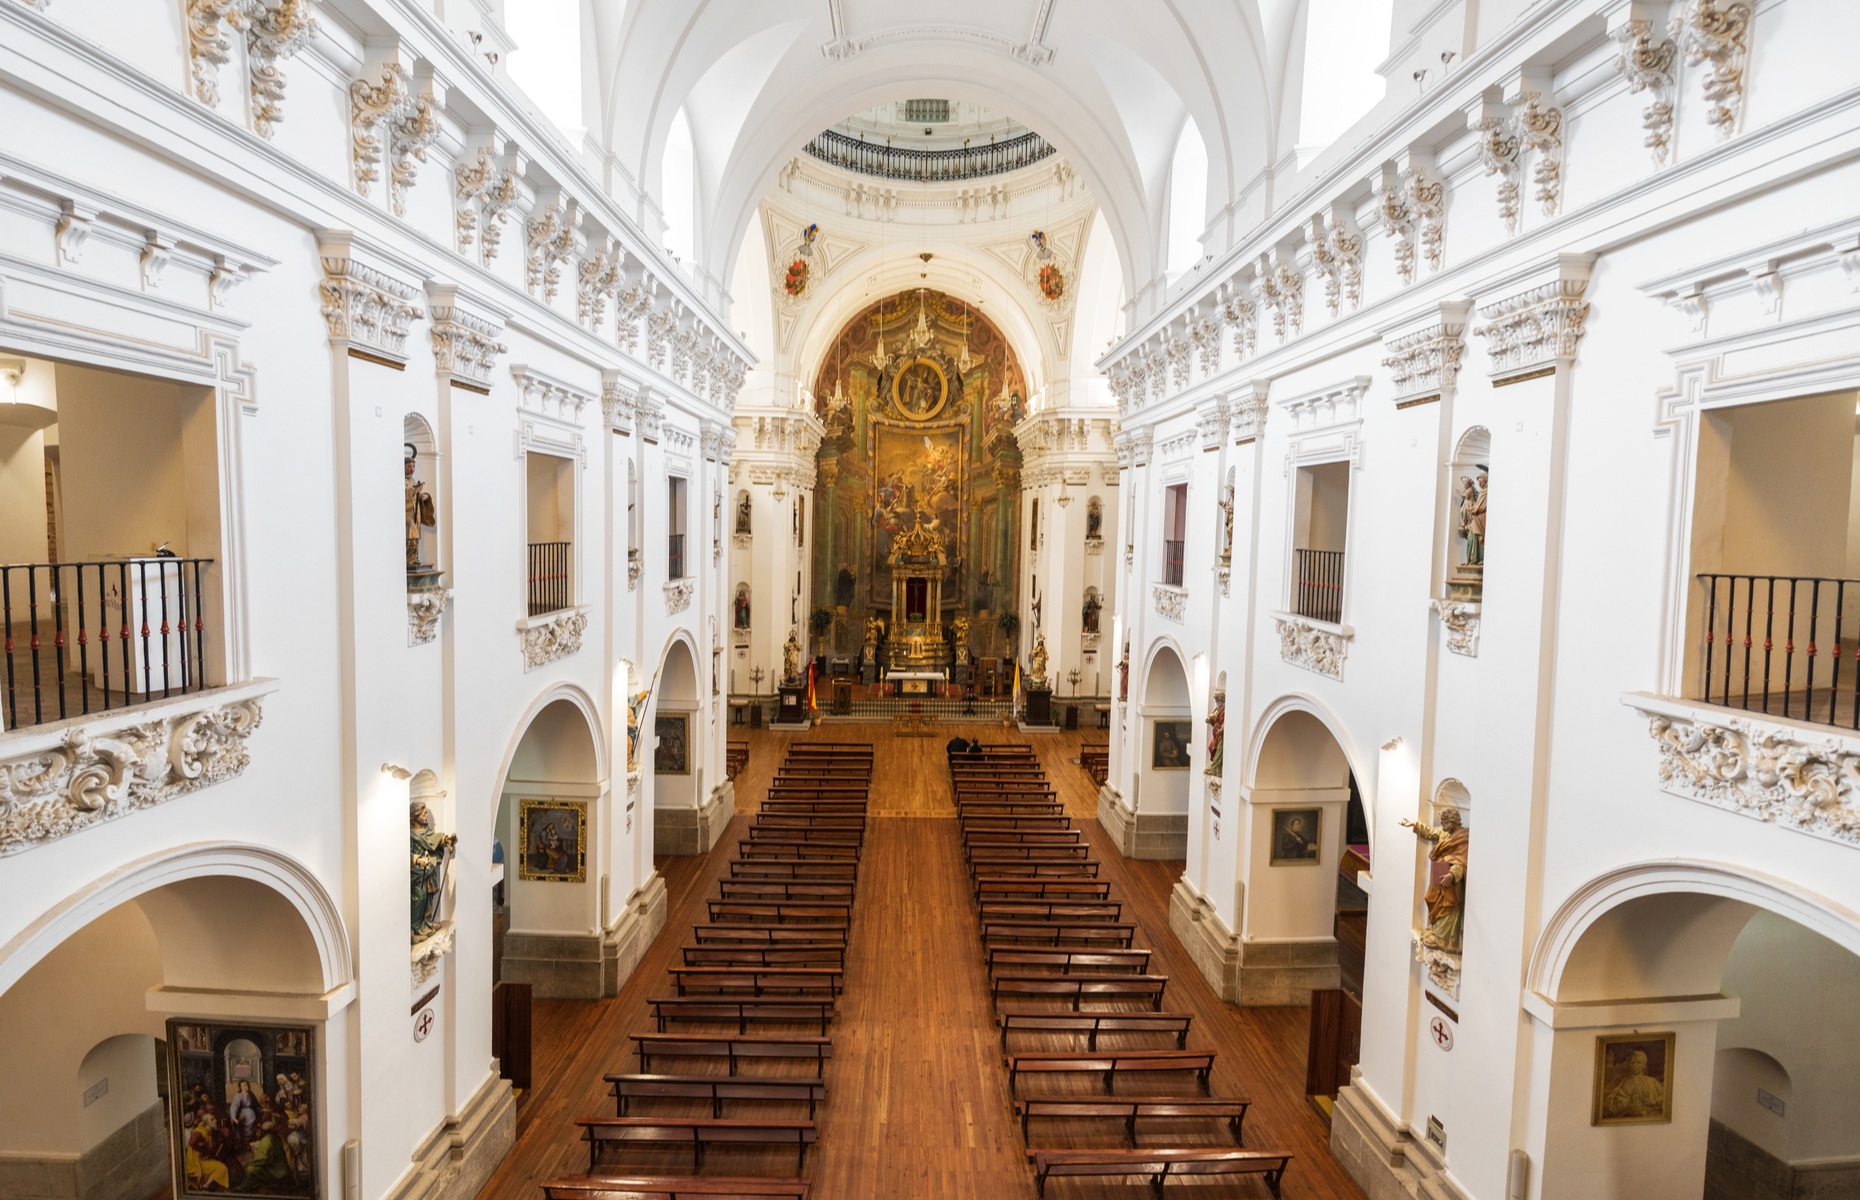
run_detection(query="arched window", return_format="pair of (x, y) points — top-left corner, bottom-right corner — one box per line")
(1295, 0), (1395, 163)
(661, 106), (696, 273)
(1165, 116), (1208, 282)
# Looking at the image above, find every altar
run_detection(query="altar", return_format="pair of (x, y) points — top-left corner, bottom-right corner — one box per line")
(885, 518), (952, 672)
(886, 670), (946, 698)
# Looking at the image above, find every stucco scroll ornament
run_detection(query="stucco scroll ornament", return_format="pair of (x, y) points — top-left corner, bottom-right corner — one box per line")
(455, 149), (520, 264)
(1613, 20), (1679, 166)
(385, 91), (440, 218)
(1257, 253), (1303, 342)
(1429, 599), (1481, 657)
(665, 578), (695, 615)
(350, 65), (415, 198)
(1189, 315), (1222, 377)
(1640, 710), (1860, 845)
(1511, 94), (1564, 218)
(1475, 113), (1522, 236)
(1218, 280), (1259, 361)
(646, 306), (678, 369)
(1274, 615), (1348, 680)
(1152, 586), (1186, 623)
(577, 247), (622, 330)
(1310, 214), (1362, 316)
(1411, 933), (1462, 1000)
(185, 0), (317, 136)
(408, 588), (452, 646)
(0, 700), (263, 856)
(1377, 178), (1419, 286)
(1670, 0), (1754, 137)
(526, 201), (581, 301)
(520, 610), (588, 671)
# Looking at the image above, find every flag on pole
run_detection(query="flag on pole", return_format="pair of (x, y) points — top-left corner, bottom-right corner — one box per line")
(807, 661), (817, 712)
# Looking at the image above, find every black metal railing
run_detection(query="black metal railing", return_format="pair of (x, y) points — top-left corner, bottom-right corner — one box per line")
(803, 129), (1056, 182)
(1696, 574), (1860, 728)
(527, 542), (571, 616)
(1295, 549), (1345, 625)
(667, 533), (686, 581)
(1163, 540), (1185, 587)
(2, 559), (214, 732)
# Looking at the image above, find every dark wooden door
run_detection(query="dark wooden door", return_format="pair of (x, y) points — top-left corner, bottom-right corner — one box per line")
(1305, 987), (1362, 1098)
(492, 981), (533, 1092)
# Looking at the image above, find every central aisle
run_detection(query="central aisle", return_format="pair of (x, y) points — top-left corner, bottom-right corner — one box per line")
(476, 727), (1367, 1199)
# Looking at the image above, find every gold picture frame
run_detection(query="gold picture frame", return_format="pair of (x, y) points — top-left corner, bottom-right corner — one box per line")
(1151, 720), (1192, 770)
(1592, 1031), (1675, 1126)
(891, 357), (949, 421)
(1269, 807), (1322, 865)
(517, 798), (587, 882)
(166, 1020), (319, 1199)
(654, 712), (690, 775)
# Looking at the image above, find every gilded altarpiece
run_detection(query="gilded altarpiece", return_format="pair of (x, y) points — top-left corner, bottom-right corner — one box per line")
(813, 290), (1025, 656)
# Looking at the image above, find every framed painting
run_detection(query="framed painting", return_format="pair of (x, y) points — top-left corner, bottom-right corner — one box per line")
(1151, 720), (1193, 770)
(166, 1019), (318, 1200)
(654, 713), (690, 775)
(1593, 1032), (1675, 1125)
(1269, 807), (1322, 865)
(517, 798), (587, 882)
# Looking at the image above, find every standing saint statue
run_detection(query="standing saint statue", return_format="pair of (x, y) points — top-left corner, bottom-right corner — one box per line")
(1204, 691), (1226, 776)
(626, 687), (652, 773)
(783, 629), (802, 684)
(949, 614), (968, 650)
(410, 800), (457, 940)
(405, 453), (437, 570)
(1028, 634), (1049, 688)
(1457, 471), (1487, 566)
(1401, 808), (1468, 952)
(1118, 645), (1131, 701)
(736, 493), (753, 535)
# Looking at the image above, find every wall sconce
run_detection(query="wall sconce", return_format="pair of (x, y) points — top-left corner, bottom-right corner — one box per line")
(380, 763), (413, 779)
(0, 358), (24, 401)
(1380, 737), (1403, 752)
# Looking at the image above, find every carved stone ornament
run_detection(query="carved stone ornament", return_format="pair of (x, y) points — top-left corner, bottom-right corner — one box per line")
(1411, 931), (1462, 1000)
(1153, 586), (1186, 623)
(408, 588), (452, 646)
(1218, 564), (1232, 598)
(411, 922), (455, 987)
(520, 608), (588, 672)
(1231, 386), (1269, 442)
(603, 381), (637, 433)
(1383, 317), (1468, 404)
(1511, 94), (1565, 218)
(1310, 213), (1363, 316)
(1379, 162), (1443, 284)
(1474, 110), (1522, 236)
(527, 199), (582, 302)
(1475, 279), (1590, 379)
(388, 89), (441, 219)
(1613, 20), (1678, 167)
(1219, 279), (1259, 362)
(0, 696), (265, 857)
(1633, 699), (1860, 847)
(455, 148), (521, 266)
(429, 302), (505, 386)
(349, 65), (414, 198)
(185, 0), (317, 138)
(1430, 598), (1480, 657)
(319, 248), (423, 364)
(627, 553), (642, 591)
(1275, 615), (1350, 680)
(1670, 0), (1754, 137)
(1257, 252), (1304, 342)
(665, 578), (695, 615)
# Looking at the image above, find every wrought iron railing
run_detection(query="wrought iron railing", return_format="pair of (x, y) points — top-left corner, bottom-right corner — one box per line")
(1295, 549), (1345, 625)
(1163, 540), (1185, 587)
(527, 542), (571, 616)
(1696, 573), (1860, 728)
(667, 534), (686, 582)
(803, 129), (1056, 182)
(2, 558), (214, 731)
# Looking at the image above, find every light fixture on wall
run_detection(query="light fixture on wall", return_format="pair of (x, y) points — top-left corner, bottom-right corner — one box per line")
(0, 358), (23, 401)
(1056, 477), (1073, 508)
(1381, 737), (1403, 751)
(381, 763), (413, 779)
(772, 471), (787, 502)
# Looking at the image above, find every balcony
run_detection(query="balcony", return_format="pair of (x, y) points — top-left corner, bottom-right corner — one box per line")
(1294, 549), (1345, 626)
(527, 542), (571, 617)
(1694, 573), (1860, 729)
(668, 533), (687, 582)
(1163, 540), (1185, 587)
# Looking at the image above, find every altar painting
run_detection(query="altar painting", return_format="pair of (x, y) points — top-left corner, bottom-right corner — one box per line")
(872, 427), (963, 599)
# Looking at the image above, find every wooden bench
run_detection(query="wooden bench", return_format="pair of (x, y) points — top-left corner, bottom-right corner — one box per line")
(704, 898), (852, 924)
(986, 947), (1150, 975)
(752, 815), (868, 833)
(646, 996), (836, 1036)
(607, 1072), (829, 1120)
(746, 826), (863, 847)
(1003, 1047), (1213, 1095)
(964, 833), (1085, 852)
(729, 860), (858, 883)
(682, 944), (847, 969)
(991, 973), (1169, 1012)
(577, 1117), (817, 1173)
(995, 1010), (1192, 1050)
(691, 923), (848, 947)
(981, 921), (1136, 948)
(715, 880), (856, 903)
(958, 804), (1065, 819)
(666, 965), (844, 997)
(977, 900), (1123, 923)
(963, 844), (1090, 865)
(1027, 1149), (1292, 1199)
(757, 801), (869, 817)
(630, 1032), (833, 1076)
(961, 816), (1074, 834)
(974, 878), (1112, 903)
(967, 858), (1100, 879)
(737, 839), (861, 861)
(784, 746), (873, 759)
(1015, 1095), (1250, 1146)
(540, 1172), (812, 1200)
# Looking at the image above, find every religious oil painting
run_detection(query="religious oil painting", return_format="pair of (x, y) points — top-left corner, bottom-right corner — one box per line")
(1151, 720), (1193, 770)
(1270, 807), (1323, 866)
(518, 798), (587, 882)
(166, 1020), (318, 1199)
(892, 357), (949, 420)
(654, 712), (690, 775)
(1592, 1032), (1675, 1126)
(871, 426), (964, 596)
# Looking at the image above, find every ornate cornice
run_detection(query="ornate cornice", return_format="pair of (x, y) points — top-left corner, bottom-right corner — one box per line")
(1381, 303), (1470, 405)
(425, 283), (506, 386)
(510, 363), (595, 423)
(1229, 382), (1269, 443)
(317, 234), (423, 362)
(1475, 272), (1591, 380)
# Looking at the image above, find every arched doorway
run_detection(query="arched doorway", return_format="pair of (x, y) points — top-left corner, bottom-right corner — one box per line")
(493, 695), (605, 999)
(1105, 642), (1193, 860)
(0, 855), (342, 1200)
(1523, 867), (1860, 1199)
(652, 638), (731, 855)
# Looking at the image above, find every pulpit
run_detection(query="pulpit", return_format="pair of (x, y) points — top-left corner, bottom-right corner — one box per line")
(1024, 687), (1054, 728)
(775, 684), (809, 728)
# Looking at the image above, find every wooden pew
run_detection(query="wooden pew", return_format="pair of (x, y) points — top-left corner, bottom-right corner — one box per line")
(729, 860), (858, 884)
(991, 973), (1169, 1012)
(705, 898), (852, 924)
(985, 947), (1150, 975)
(977, 900), (1123, 923)
(957, 805), (1065, 820)
(995, 1010), (1193, 1050)
(646, 996), (836, 1036)
(746, 825), (864, 846)
(1002, 1047), (1213, 1094)
(973, 878), (1112, 903)
(541, 1172), (812, 1200)
(737, 840), (861, 862)
(691, 924), (848, 947)
(752, 815), (868, 833)
(784, 745), (873, 759)
(962, 845), (1090, 866)
(666, 965), (844, 997)
(629, 1032), (833, 1076)
(1026, 1149), (1293, 1199)
(757, 801), (868, 817)
(964, 832), (1084, 851)
(967, 858), (1100, 879)
(607, 1072), (829, 1119)
(682, 944), (847, 969)
(715, 880), (855, 904)
(980, 921), (1137, 949)
(576, 1116), (817, 1173)
(1015, 1095), (1250, 1146)
(960, 816), (1074, 834)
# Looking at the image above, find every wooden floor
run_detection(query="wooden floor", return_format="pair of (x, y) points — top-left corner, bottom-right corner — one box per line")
(476, 725), (1368, 1199)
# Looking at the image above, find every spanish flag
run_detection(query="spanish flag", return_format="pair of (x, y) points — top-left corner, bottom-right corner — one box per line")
(806, 661), (817, 712)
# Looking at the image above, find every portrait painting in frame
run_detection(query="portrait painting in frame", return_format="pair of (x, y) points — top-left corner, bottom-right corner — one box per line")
(892, 357), (949, 421)
(1592, 1032), (1675, 1125)
(517, 798), (587, 882)
(1151, 720), (1193, 770)
(654, 713), (690, 775)
(1269, 807), (1322, 865)
(166, 1019), (318, 1199)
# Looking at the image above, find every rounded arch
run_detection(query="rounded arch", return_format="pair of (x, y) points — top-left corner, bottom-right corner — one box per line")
(0, 841), (352, 1000)
(1243, 692), (1374, 835)
(653, 629), (704, 703)
(487, 682), (610, 837)
(1451, 424), (1490, 465)
(1139, 635), (1191, 708)
(1526, 859), (1860, 1005)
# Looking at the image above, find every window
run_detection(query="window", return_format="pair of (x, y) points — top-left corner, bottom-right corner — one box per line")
(668, 476), (688, 579)
(526, 452), (574, 614)
(1162, 484), (1187, 586)
(1292, 462), (1350, 623)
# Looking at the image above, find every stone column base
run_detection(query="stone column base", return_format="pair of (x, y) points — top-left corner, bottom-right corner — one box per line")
(1169, 879), (1240, 1000)
(1096, 786), (1188, 860)
(499, 930), (604, 999)
(1167, 879), (1339, 1004)
(654, 780), (735, 855)
(1331, 1079), (1468, 1200)
(383, 1071), (517, 1200)
(0, 1101), (172, 1200)
(603, 872), (669, 993)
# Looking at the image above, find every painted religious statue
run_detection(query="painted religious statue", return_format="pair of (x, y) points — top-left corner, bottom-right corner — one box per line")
(1204, 691), (1226, 777)
(410, 798), (457, 941)
(783, 628), (802, 684)
(1457, 471), (1488, 566)
(734, 586), (751, 630)
(626, 686), (652, 774)
(864, 615), (887, 646)
(405, 449), (437, 570)
(1401, 807), (1468, 952)
(1117, 644), (1131, 701)
(950, 614), (969, 651)
(736, 493), (752, 535)
(1086, 499), (1102, 540)
(1027, 634), (1050, 688)
(1082, 593), (1101, 633)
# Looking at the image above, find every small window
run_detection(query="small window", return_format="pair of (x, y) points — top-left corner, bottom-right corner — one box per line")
(527, 452), (574, 614)
(1292, 462), (1350, 623)
(668, 476), (688, 580)
(1162, 484), (1187, 586)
